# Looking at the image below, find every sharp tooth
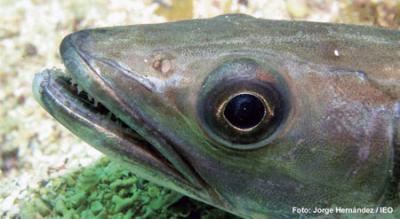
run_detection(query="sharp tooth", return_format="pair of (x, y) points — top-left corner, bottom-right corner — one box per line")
(70, 78), (77, 86)
(93, 99), (98, 107)
(88, 95), (93, 102)
(77, 85), (83, 94)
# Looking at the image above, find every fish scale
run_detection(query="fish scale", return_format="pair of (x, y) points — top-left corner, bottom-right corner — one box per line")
(33, 14), (400, 218)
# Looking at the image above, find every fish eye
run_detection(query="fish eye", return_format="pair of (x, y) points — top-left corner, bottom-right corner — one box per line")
(222, 93), (269, 130)
(198, 59), (291, 149)
(200, 81), (285, 147)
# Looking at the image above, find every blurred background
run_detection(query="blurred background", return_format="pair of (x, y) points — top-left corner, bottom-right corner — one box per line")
(0, 0), (399, 217)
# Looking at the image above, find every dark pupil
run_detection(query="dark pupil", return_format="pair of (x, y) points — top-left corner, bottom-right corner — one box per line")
(223, 94), (265, 129)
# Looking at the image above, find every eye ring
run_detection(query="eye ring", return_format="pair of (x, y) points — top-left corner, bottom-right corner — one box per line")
(218, 92), (273, 132)
(197, 58), (291, 149)
(199, 79), (286, 146)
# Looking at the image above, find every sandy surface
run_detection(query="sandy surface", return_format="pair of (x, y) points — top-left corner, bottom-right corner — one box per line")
(0, 0), (398, 218)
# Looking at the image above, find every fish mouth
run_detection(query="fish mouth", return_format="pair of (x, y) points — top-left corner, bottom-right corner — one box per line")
(33, 70), (192, 189)
(32, 32), (213, 203)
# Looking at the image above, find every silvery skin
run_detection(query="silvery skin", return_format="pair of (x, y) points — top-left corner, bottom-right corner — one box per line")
(33, 15), (400, 218)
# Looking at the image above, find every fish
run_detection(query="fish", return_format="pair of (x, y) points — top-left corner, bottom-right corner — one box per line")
(32, 14), (400, 218)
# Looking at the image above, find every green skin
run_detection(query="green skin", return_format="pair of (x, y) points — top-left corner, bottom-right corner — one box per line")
(33, 14), (400, 218)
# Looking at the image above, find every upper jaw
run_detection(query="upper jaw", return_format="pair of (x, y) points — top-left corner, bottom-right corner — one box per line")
(32, 69), (179, 179)
(33, 65), (208, 193)
(39, 31), (218, 204)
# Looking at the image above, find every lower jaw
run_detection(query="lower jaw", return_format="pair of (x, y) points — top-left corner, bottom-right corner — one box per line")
(33, 68), (197, 192)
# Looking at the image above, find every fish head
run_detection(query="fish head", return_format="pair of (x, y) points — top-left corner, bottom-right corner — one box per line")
(33, 15), (400, 218)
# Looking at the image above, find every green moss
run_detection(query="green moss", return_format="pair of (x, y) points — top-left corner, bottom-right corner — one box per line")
(20, 157), (237, 219)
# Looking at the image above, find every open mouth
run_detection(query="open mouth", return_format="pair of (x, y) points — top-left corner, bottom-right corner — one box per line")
(32, 64), (222, 204)
(33, 65), (214, 204)
(32, 31), (227, 208)
(54, 72), (143, 142)
(33, 68), (181, 179)
(50, 71), (147, 144)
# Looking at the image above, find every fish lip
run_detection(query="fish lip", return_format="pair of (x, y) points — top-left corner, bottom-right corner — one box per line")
(33, 35), (208, 200)
(33, 68), (215, 202)
(54, 32), (219, 203)
(32, 69), (192, 187)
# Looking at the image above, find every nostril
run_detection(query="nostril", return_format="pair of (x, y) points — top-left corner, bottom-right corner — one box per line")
(150, 53), (175, 75)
